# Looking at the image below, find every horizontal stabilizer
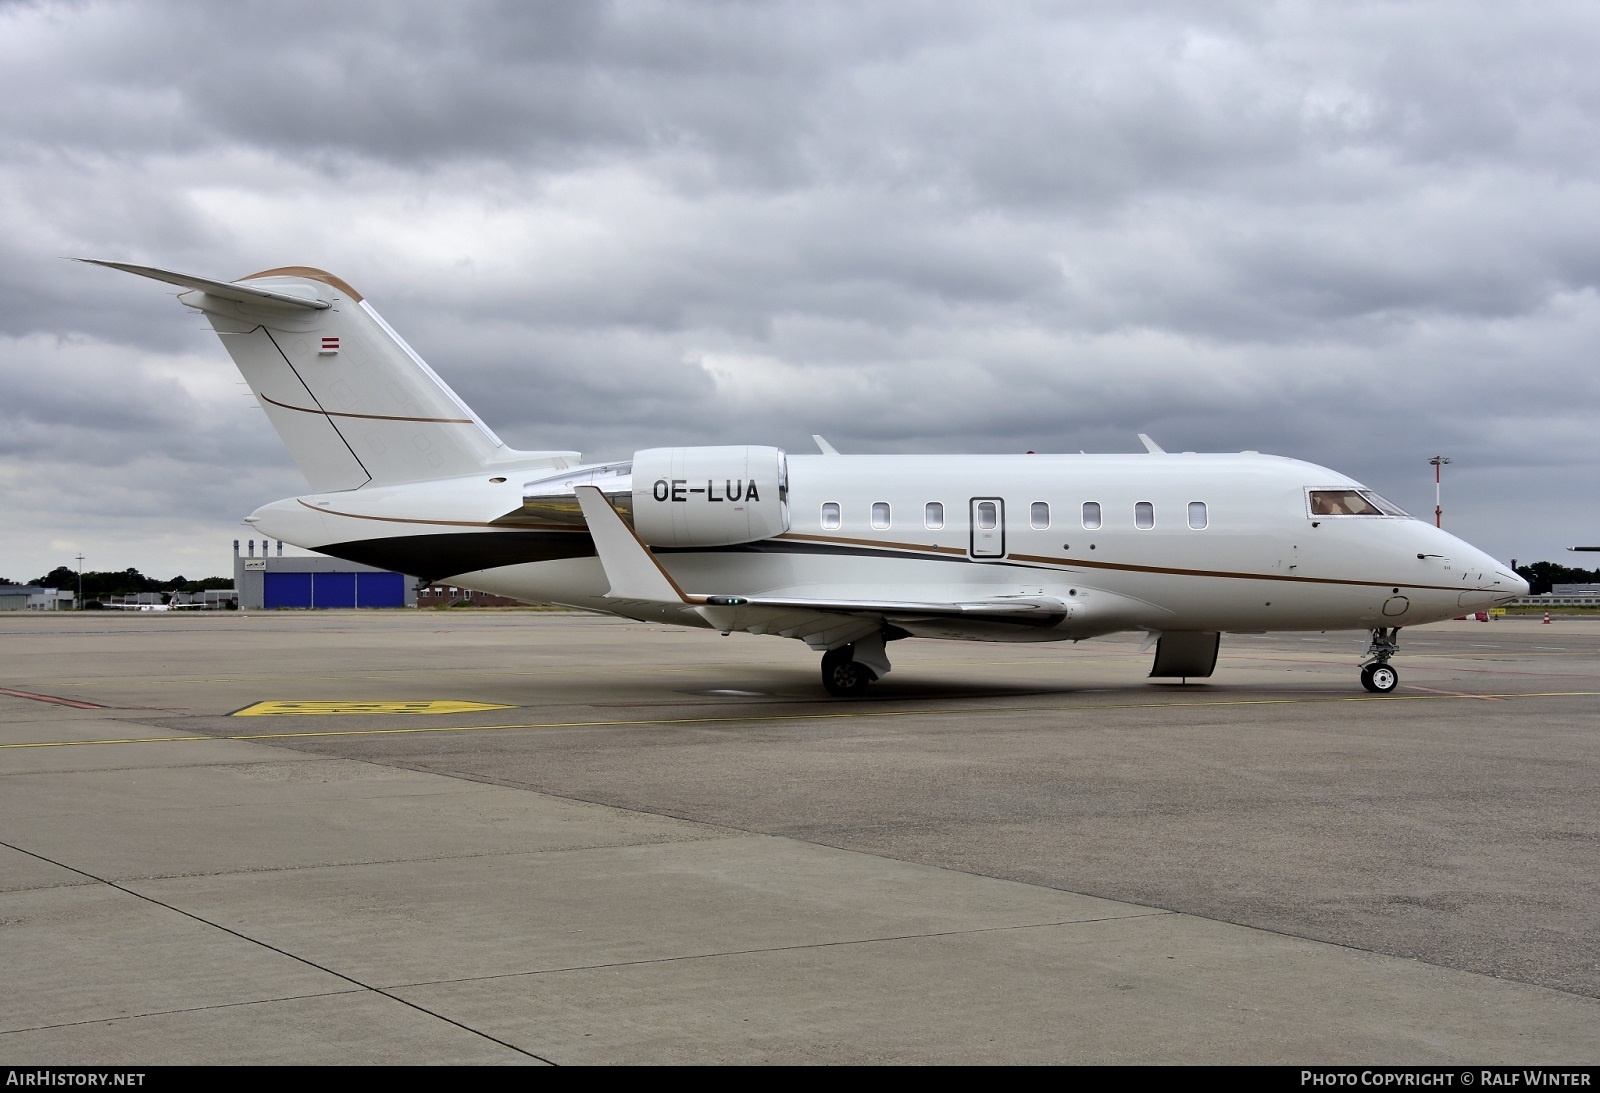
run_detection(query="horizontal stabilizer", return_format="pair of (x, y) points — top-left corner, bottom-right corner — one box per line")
(73, 259), (331, 310)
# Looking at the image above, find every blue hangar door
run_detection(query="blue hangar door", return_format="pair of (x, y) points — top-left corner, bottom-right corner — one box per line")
(263, 572), (312, 609)
(355, 571), (405, 608)
(312, 572), (356, 608)
(263, 571), (405, 608)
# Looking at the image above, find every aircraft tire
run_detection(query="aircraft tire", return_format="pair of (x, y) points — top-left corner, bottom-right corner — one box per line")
(821, 646), (874, 696)
(1361, 664), (1399, 694)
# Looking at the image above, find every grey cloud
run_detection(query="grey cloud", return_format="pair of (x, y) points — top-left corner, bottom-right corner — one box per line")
(3, 0), (1599, 579)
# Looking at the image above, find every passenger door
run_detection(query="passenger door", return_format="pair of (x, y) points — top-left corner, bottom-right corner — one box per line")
(969, 497), (1005, 558)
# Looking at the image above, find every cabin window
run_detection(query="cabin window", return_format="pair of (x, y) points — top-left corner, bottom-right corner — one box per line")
(925, 502), (944, 529)
(1135, 501), (1154, 529)
(871, 502), (891, 529)
(1188, 501), (1208, 530)
(821, 502), (841, 529)
(1082, 501), (1102, 530)
(1030, 502), (1050, 529)
(976, 501), (998, 530)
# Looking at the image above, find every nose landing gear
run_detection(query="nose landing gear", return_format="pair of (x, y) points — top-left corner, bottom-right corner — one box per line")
(1360, 627), (1401, 693)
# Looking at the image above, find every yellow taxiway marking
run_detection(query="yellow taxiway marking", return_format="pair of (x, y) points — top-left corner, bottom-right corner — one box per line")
(4, 690), (1599, 749)
(1, 734), (217, 748)
(232, 700), (516, 717)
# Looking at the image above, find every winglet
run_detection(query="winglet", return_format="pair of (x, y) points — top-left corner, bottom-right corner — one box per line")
(573, 486), (686, 602)
(72, 259), (332, 310)
(812, 434), (840, 456)
(1137, 433), (1166, 454)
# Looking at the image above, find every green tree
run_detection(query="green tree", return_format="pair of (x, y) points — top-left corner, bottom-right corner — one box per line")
(33, 566), (80, 589)
(26, 566), (233, 603)
(32, 567), (156, 602)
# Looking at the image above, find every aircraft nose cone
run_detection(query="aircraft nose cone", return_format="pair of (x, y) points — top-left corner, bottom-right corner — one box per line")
(1484, 559), (1529, 604)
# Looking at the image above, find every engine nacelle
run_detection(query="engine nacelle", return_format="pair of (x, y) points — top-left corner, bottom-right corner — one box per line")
(631, 446), (789, 547)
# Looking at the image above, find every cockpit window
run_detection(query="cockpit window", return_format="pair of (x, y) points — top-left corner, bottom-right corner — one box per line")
(1360, 490), (1411, 517)
(1310, 490), (1380, 516)
(1308, 489), (1411, 517)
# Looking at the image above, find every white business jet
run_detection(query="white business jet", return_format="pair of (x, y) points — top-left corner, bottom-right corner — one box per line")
(82, 260), (1527, 695)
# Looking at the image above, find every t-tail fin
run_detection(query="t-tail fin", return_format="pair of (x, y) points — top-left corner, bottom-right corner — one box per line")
(80, 260), (577, 491)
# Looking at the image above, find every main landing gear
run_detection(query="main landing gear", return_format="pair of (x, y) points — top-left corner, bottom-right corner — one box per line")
(1360, 627), (1401, 694)
(821, 645), (876, 696)
(819, 632), (894, 696)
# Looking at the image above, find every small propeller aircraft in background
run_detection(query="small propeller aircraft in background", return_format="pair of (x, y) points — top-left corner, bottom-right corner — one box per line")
(83, 260), (1527, 694)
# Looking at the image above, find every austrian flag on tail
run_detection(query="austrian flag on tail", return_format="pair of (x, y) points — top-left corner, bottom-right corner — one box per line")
(319, 336), (339, 354)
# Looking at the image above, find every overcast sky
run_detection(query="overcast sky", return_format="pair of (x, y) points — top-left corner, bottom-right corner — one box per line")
(3, 0), (1597, 583)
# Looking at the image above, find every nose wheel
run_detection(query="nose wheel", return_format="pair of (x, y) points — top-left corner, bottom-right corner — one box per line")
(1359, 627), (1401, 693)
(1360, 662), (1399, 693)
(821, 644), (877, 696)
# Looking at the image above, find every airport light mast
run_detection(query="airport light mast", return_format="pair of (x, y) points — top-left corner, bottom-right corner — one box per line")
(1429, 455), (1451, 528)
(75, 554), (83, 611)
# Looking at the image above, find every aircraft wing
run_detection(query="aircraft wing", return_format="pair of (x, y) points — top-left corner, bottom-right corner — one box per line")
(702, 593), (1068, 618)
(573, 486), (1070, 648)
(690, 596), (1071, 651)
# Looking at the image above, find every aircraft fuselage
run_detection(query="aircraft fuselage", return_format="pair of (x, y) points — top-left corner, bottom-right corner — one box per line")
(247, 450), (1518, 641)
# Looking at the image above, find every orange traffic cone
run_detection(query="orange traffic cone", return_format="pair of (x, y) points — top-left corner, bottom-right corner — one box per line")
(1543, 612), (1551, 624)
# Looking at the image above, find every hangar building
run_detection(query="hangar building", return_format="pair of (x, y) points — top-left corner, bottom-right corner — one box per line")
(0, 586), (75, 611)
(233, 540), (416, 610)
